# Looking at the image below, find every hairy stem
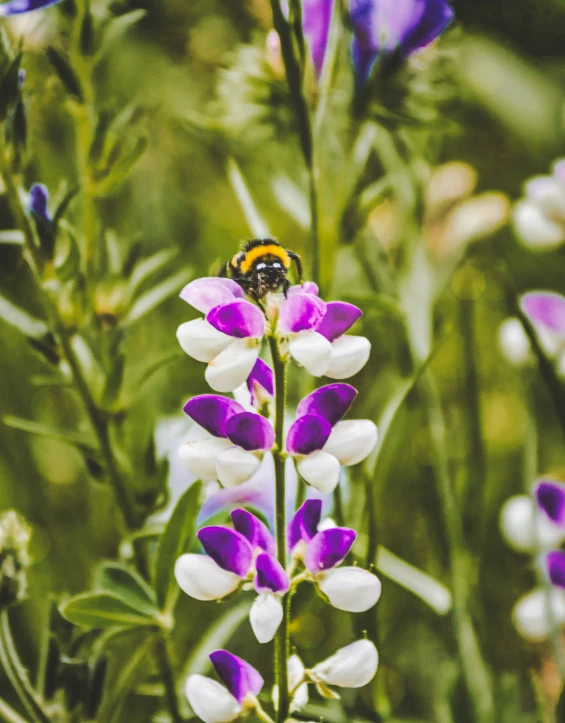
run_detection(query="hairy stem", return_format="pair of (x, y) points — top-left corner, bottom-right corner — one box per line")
(154, 634), (183, 723)
(268, 335), (290, 723)
(0, 611), (51, 723)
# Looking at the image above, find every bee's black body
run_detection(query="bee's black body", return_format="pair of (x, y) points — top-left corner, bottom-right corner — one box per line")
(221, 238), (303, 302)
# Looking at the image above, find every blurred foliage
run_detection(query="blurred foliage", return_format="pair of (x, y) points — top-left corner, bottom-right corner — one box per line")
(2, 0), (565, 721)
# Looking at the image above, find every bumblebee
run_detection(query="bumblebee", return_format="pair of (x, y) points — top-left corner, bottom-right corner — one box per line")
(221, 238), (303, 302)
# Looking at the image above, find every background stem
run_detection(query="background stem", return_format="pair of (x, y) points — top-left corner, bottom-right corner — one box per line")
(268, 335), (290, 723)
(0, 696), (28, 723)
(154, 633), (183, 723)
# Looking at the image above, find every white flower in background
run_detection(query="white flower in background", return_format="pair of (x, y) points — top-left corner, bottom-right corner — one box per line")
(499, 495), (565, 553)
(513, 159), (565, 251)
(513, 587), (565, 642)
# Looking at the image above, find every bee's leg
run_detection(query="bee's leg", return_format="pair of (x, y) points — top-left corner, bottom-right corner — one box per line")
(287, 251), (303, 285)
(282, 277), (290, 298)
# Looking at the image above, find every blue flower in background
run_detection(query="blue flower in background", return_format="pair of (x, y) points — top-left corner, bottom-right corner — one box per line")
(0, 0), (62, 16)
(350, 0), (454, 85)
(28, 183), (51, 222)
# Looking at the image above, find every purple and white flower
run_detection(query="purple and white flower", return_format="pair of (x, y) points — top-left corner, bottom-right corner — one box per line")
(513, 587), (565, 642)
(499, 494), (565, 553)
(350, 0), (454, 85)
(186, 649), (263, 723)
(535, 479), (565, 527)
(176, 278), (370, 390)
(518, 291), (565, 374)
(179, 395), (274, 488)
(175, 509), (289, 643)
(0, 0), (63, 15)
(288, 499), (381, 612)
(307, 639), (378, 690)
(286, 384), (378, 493)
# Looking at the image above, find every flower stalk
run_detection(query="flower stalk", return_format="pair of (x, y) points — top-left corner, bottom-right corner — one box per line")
(268, 334), (290, 723)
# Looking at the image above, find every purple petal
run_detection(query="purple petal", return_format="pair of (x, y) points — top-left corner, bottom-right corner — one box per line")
(279, 293), (326, 334)
(183, 395), (245, 438)
(296, 383), (357, 426)
(225, 412), (274, 451)
(288, 498), (322, 549)
(207, 300), (265, 339)
(315, 302), (362, 342)
(197, 527), (253, 577)
(401, 0), (454, 55)
(286, 414), (332, 456)
(521, 292), (565, 335)
(302, 0), (334, 78)
(547, 550), (565, 588)
(247, 358), (274, 404)
(535, 480), (565, 526)
(29, 184), (51, 222)
(254, 553), (290, 594)
(180, 278), (242, 314)
(288, 282), (319, 297)
(0, 0), (62, 15)
(231, 508), (276, 556)
(305, 528), (357, 572)
(209, 650), (264, 704)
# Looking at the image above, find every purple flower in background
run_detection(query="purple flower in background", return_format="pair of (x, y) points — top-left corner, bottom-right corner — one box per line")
(287, 499), (381, 612)
(0, 0), (63, 15)
(350, 0), (454, 84)
(535, 480), (565, 527)
(286, 383), (378, 493)
(546, 550), (565, 589)
(186, 650), (263, 723)
(179, 395), (274, 488)
(29, 184), (51, 223)
(302, 0), (334, 78)
(175, 509), (290, 643)
(521, 292), (565, 337)
(176, 278), (370, 390)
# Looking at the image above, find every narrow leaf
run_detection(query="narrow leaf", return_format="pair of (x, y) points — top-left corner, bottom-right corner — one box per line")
(128, 249), (178, 298)
(95, 563), (158, 617)
(0, 293), (48, 338)
(122, 269), (191, 326)
(227, 157), (270, 238)
(0, 51), (22, 120)
(46, 47), (83, 102)
(154, 481), (202, 610)
(59, 593), (158, 630)
(97, 9), (146, 59)
(271, 175), (310, 229)
(2, 415), (100, 457)
(0, 230), (24, 244)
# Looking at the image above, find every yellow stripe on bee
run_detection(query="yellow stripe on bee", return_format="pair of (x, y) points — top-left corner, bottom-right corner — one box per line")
(239, 244), (290, 274)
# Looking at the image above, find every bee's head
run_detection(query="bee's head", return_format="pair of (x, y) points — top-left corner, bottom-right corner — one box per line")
(255, 261), (286, 292)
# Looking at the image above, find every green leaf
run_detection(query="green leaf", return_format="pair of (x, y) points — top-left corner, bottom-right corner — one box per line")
(0, 51), (22, 120)
(154, 481), (202, 610)
(227, 157), (270, 238)
(122, 269), (191, 326)
(52, 187), (79, 229)
(2, 415), (100, 458)
(128, 249), (178, 299)
(97, 9), (146, 60)
(271, 175), (309, 229)
(0, 293), (48, 338)
(46, 47), (83, 102)
(54, 225), (81, 283)
(95, 563), (158, 617)
(59, 593), (158, 630)
(100, 354), (125, 410)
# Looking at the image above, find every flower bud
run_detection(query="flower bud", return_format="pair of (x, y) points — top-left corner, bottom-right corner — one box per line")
(498, 318), (531, 366)
(499, 495), (565, 552)
(512, 587), (565, 642)
(309, 639), (378, 688)
(249, 592), (283, 643)
(0, 510), (31, 609)
(316, 566), (381, 612)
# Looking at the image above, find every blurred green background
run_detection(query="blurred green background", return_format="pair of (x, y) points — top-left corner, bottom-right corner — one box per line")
(3, 0), (565, 720)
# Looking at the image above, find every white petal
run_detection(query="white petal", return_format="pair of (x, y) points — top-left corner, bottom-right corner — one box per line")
(499, 495), (565, 553)
(288, 654), (306, 692)
(216, 447), (262, 488)
(317, 517), (337, 532)
(250, 593), (283, 643)
(186, 675), (241, 723)
(296, 451), (340, 494)
(310, 640), (378, 688)
(272, 655), (308, 713)
(323, 420), (378, 466)
(525, 176), (565, 222)
(316, 567), (381, 613)
(513, 587), (565, 642)
(175, 554), (241, 601)
(325, 336), (371, 379)
(206, 338), (260, 393)
(513, 199), (565, 251)
(289, 331), (332, 377)
(498, 318), (531, 366)
(176, 319), (232, 362)
(178, 438), (232, 482)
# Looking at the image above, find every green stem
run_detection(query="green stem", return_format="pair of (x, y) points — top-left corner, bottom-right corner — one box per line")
(268, 335), (290, 723)
(154, 634), (183, 723)
(0, 697), (28, 723)
(268, 0), (320, 289)
(420, 372), (494, 723)
(0, 139), (139, 535)
(0, 611), (51, 723)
